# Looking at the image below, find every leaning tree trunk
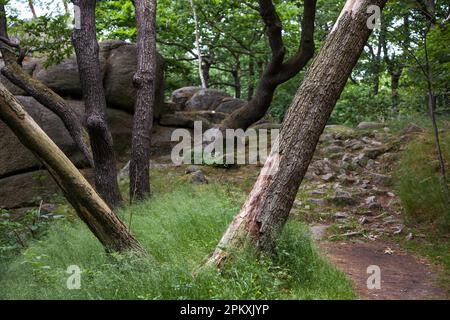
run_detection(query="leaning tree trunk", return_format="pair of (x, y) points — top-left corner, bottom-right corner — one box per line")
(0, 83), (146, 254)
(0, 4), (93, 167)
(208, 0), (388, 267)
(71, 0), (123, 208)
(130, 0), (157, 201)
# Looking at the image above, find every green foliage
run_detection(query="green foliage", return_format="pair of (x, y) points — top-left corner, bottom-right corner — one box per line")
(0, 173), (354, 300)
(330, 83), (392, 126)
(8, 13), (73, 66)
(394, 128), (450, 232)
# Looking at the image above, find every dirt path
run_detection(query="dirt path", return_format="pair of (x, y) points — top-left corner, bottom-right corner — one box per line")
(319, 240), (446, 300)
(169, 123), (448, 300)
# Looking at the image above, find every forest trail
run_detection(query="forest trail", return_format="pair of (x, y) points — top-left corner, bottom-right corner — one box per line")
(319, 240), (445, 300)
(188, 123), (448, 300)
(298, 124), (448, 300)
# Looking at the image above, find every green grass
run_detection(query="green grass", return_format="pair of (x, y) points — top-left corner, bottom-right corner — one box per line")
(394, 128), (450, 232)
(0, 172), (355, 300)
(393, 228), (450, 296)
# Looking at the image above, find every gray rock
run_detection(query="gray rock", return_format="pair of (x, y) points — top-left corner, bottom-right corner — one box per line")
(0, 96), (86, 178)
(159, 112), (212, 129)
(185, 89), (231, 111)
(103, 42), (165, 118)
(323, 145), (344, 154)
(371, 173), (392, 186)
(308, 198), (327, 206)
(330, 190), (356, 206)
(189, 170), (208, 184)
(353, 153), (370, 167)
(357, 122), (384, 130)
(172, 87), (201, 108)
(32, 41), (165, 118)
(0, 97), (133, 203)
(0, 169), (93, 209)
(310, 225), (328, 241)
(321, 173), (335, 182)
(185, 165), (201, 174)
(215, 98), (245, 114)
(404, 123), (424, 134)
(34, 56), (83, 98)
(363, 146), (388, 159)
(334, 212), (349, 219)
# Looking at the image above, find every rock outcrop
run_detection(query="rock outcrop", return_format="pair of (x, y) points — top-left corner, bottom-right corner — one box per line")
(0, 40), (166, 118)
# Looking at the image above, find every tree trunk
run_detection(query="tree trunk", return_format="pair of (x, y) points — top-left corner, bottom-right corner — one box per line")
(391, 69), (402, 114)
(248, 58), (255, 101)
(202, 53), (212, 88)
(189, 0), (207, 88)
(232, 56), (241, 99)
(28, 0), (38, 19)
(71, 0), (123, 208)
(0, 4), (93, 167)
(0, 83), (146, 254)
(130, 0), (157, 201)
(220, 0), (316, 130)
(207, 0), (387, 267)
(62, 0), (69, 14)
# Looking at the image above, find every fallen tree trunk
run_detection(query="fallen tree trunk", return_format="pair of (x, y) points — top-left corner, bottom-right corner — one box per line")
(0, 83), (146, 254)
(207, 0), (387, 267)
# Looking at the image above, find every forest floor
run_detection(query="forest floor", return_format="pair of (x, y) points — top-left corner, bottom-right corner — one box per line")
(174, 123), (449, 300)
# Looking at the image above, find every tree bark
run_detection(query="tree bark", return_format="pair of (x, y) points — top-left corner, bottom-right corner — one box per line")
(247, 58), (255, 101)
(0, 4), (93, 167)
(207, 0), (387, 267)
(232, 56), (241, 99)
(220, 0), (316, 130)
(130, 0), (157, 201)
(28, 0), (38, 19)
(0, 83), (146, 254)
(71, 0), (122, 208)
(391, 69), (402, 113)
(189, 0), (207, 88)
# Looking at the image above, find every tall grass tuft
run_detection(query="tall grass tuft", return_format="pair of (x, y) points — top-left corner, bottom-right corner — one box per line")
(394, 129), (450, 232)
(0, 174), (354, 300)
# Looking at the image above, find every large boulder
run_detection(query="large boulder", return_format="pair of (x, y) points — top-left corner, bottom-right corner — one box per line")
(0, 96), (133, 179)
(6, 41), (166, 117)
(33, 56), (85, 98)
(103, 42), (165, 118)
(159, 112), (212, 129)
(185, 89), (231, 111)
(215, 98), (245, 114)
(0, 96), (86, 178)
(171, 87), (201, 109)
(0, 169), (93, 209)
(357, 122), (385, 130)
